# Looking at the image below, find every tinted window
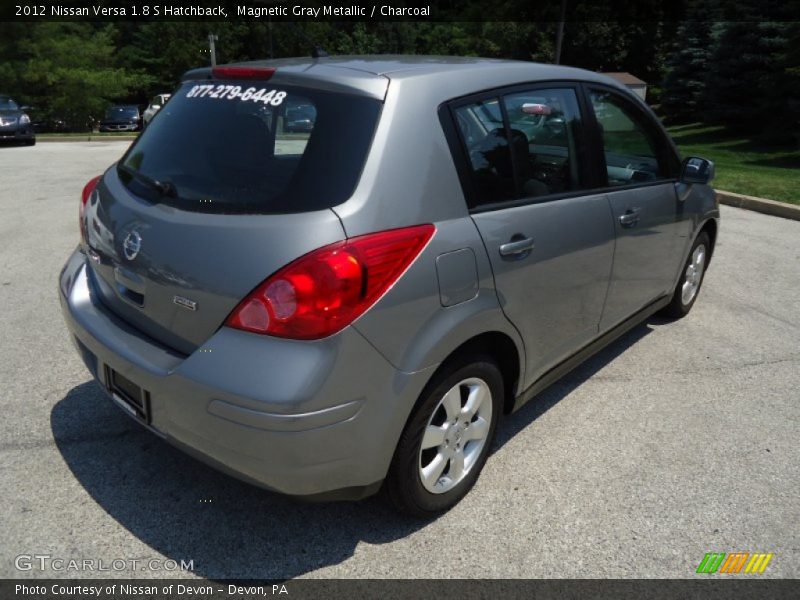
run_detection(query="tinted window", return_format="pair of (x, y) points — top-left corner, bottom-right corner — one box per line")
(106, 106), (138, 119)
(473, 100), (503, 131)
(589, 90), (670, 186)
(504, 88), (583, 197)
(454, 98), (516, 206)
(119, 82), (381, 214)
(0, 96), (19, 110)
(453, 89), (584, 208)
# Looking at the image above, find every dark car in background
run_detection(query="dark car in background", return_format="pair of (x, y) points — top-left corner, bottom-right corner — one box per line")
(0, 95), (36, 145)
(99, 105), (142, 132)
(284, 102), (316, 132)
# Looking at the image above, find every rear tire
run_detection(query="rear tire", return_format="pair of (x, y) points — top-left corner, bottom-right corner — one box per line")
(384, 355), (503, 517)
(660, 231), (710, 319)
(25, 137), (36, 146)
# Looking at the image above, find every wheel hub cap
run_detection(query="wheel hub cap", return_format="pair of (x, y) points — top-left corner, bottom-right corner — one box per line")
(681, 244), (706, 306)
(418, 377), (493, 494)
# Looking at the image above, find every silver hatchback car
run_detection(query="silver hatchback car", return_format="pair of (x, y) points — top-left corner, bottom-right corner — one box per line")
(59, 56), (718, 516)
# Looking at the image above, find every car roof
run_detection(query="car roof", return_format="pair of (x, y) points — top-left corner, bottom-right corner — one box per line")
(183, 55), (626, 101)
(231, 55), (605, 78)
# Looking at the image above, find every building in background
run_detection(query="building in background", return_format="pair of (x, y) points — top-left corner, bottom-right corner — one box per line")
(602, 72), (647, 101)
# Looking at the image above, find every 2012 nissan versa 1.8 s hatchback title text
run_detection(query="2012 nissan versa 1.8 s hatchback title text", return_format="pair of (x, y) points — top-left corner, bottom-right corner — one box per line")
(59, 56), (718, 516)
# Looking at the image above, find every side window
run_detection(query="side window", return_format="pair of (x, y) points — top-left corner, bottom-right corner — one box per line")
(589, 90), (672, 186)
(452, 89), (585, 209)
(453, 98), (516, 206)
(504, 88), (583, 198)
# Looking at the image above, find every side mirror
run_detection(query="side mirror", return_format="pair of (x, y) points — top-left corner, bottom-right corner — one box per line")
(680, 156), (715, 185)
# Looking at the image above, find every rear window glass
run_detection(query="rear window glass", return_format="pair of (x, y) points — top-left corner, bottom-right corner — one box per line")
(119, 81), (382, 214)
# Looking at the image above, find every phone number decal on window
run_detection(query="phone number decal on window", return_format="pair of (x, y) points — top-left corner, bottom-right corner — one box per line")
(186, 85), (287, 106)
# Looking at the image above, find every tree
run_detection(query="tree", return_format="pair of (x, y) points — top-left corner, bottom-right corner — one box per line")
(783, 21), (800, 143)
(1, 23), (151, 130)
(763, 8), (800, 143)
(703, 0), (791, 133)
(0, 15), (692, 132)
(661, 20), (713, 122)
(121, 23), (252, 94)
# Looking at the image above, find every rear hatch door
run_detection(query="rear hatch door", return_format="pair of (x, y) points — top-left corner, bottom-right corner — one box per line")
(82, 74), (383, 355)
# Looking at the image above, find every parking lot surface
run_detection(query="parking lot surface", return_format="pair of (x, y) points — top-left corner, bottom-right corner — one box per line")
(1, 141), (798, 579)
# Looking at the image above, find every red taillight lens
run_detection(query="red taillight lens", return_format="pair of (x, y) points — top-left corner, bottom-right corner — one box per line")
(226, 224), (435, 340)
(79, 175), (102, 242)
(211, 66), (276, 80)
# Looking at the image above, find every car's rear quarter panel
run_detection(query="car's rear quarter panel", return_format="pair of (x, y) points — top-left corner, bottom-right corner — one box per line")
(333, 70), (538, 389)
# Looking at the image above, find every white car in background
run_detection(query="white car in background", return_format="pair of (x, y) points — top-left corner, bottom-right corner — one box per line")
(142, 94), (171, 127)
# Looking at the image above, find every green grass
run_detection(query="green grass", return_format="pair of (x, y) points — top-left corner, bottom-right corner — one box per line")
(667, 123), (800, 205)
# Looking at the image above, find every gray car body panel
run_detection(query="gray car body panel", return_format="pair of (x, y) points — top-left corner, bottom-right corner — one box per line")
(85, 171), (346, 355)
(600, 183), (691, 331)
(352, 216), (526, 387)
(471, 192), (617, 386)
(60, 249), (435, 496)
(60, 56), (719, 498)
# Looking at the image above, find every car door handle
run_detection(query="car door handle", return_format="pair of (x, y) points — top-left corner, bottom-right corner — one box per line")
(619, 208), (641, 228)
(499, 237), (535, 257)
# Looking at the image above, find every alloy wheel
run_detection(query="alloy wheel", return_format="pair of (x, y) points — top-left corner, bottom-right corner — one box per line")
(418, 377), (493, 494)
(681, 244), (707, 305)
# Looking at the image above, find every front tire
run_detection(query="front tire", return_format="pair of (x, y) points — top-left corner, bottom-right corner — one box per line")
(384, 355), (503, 517)
(660, 231), (710, 319)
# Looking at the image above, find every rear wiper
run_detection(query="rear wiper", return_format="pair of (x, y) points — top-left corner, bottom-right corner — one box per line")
(117, 164), (177, 198)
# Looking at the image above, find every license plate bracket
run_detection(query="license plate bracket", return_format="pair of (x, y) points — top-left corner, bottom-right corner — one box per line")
(105, 366), (151, 424)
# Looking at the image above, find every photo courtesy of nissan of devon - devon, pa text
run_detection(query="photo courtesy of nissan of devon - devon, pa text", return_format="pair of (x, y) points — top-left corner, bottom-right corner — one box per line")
(59, 55), (719, 517)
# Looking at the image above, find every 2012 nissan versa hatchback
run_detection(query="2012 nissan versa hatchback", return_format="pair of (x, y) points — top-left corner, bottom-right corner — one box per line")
(59, 56), (718, 516)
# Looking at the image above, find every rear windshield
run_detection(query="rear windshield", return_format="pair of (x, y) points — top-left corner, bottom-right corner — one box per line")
(118, 81), (382, 214)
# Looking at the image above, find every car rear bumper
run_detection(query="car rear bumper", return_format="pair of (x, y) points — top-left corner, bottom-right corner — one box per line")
(58, 248), (434, 499)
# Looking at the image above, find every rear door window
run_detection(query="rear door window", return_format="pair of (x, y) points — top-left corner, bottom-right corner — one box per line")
(451, 87), (585, 208)
(119, 81), (381, 214)
(504, 88), (583, 197)
(453, 98), (516, 205)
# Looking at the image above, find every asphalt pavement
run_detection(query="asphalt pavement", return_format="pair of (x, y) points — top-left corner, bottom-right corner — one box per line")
(0, 141), (797, 579)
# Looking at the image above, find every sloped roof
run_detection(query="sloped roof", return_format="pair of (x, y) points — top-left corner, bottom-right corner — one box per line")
(601, 72), (647, 86)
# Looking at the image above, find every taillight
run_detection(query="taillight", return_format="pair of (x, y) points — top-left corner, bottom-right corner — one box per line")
(226, 224), (435, 340)
(79, 175), (102, 243)
(211, 66), (276, 80)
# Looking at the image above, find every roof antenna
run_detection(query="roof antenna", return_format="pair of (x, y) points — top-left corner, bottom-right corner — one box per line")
(286, 22), (330, 59)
